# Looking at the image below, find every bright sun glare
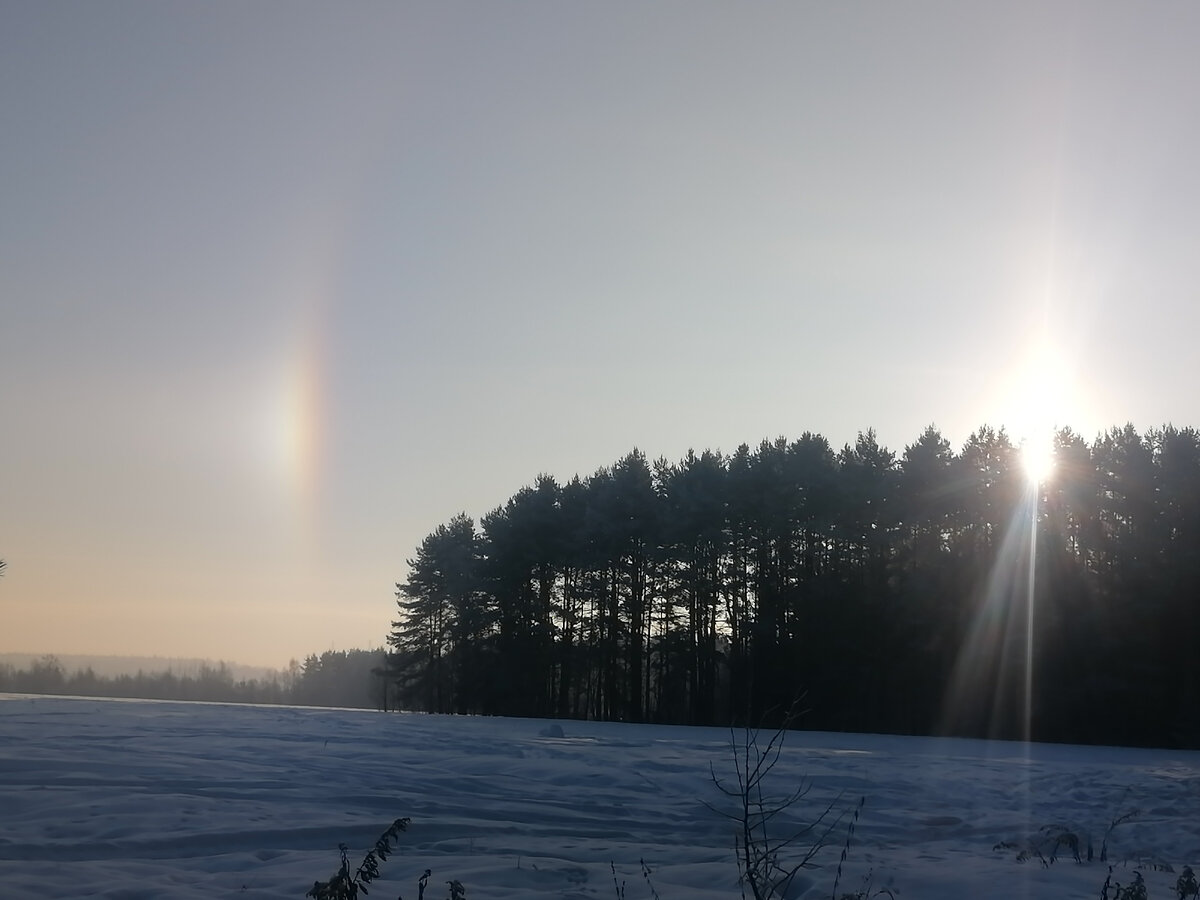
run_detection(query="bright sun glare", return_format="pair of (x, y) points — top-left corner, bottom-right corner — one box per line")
(1020, 431), (1056, 485)
(1010, 337), (1070, 486)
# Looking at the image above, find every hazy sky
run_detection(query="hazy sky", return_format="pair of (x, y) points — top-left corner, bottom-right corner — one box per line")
(3, 2), (1198, 668)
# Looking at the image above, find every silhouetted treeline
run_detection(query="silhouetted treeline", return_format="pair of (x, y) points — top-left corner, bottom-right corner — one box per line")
(386, 424), (1200, 748)
(0, 649), (390, 710)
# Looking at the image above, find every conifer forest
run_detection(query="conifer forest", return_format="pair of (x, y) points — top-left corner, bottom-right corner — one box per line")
(386, 424), (1200, 749)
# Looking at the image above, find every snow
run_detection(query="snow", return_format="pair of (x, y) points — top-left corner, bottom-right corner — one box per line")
(1, 695), (1197, 899)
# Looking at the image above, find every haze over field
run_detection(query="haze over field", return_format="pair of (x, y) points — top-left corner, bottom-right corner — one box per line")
(3, 3), (1199, 666)
(0, 653), (276, 682)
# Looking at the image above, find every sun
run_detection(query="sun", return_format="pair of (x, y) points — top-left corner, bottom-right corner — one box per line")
(1004, 335), (1071, 487)
(1020, 430), (1056, 485)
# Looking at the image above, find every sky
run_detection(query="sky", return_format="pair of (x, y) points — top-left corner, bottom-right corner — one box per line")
(3, 2), (1199, 669)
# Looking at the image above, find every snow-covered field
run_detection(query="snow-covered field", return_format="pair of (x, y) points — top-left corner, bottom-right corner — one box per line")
(1, 695), (1197, 899)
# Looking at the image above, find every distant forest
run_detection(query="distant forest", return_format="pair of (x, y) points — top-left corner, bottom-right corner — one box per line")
(385, 424), (1200, 748)
(0, 650), (388, 710)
